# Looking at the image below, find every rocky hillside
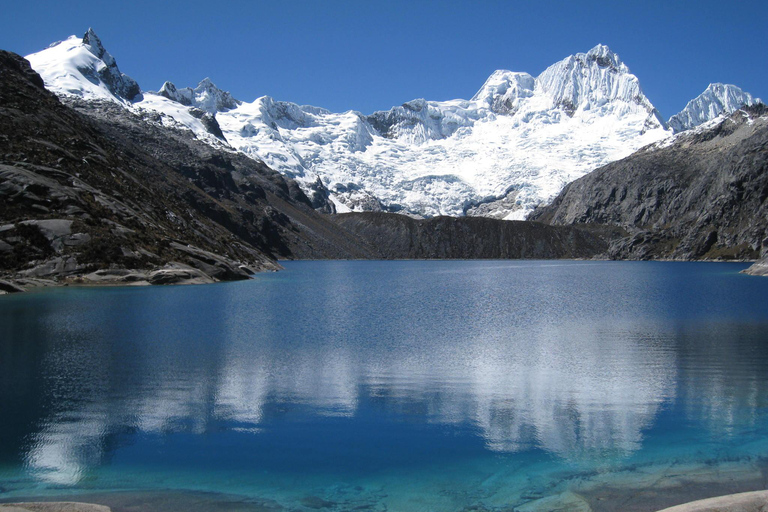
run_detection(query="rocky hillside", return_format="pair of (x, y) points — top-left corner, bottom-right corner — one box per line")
(530, 105), (768, 260)
(0, 50), (374, 291)
(331, 212), (618, 260)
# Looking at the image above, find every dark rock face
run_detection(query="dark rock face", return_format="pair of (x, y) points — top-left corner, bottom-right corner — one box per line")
(306, 177), (336, 214)
(531, 105), (768, 260)
(0, 49), (374, 286)
(0, 50), (45, 89)
(331, 212), (616, 260)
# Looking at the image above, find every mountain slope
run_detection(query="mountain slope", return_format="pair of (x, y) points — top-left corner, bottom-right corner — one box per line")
(0, 49), (376, 289)
(26, 33), (672, 219)
(530, 105), (768, 260)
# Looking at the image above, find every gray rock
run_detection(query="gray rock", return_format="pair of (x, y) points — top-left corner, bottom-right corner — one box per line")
(63, 233), (91, 247)
(148, 264), (215, 285)
(0, 279), (25, 293)
(532, 105), (768, 261)
(742, 257), (768, 276)
(169, 242), (252, 281)
(20, 219), (73, 251)
(20, 256), (85, 278)
(81, 269), (148, 284)
(655, 490), (768, 512)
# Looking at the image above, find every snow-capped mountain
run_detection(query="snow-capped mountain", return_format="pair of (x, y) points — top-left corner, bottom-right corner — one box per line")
(26, 30), (230, 146)
(26, 28), (141, 103)
(23, 30), (760, 219)
(668, 83), (761, 133)
(212, 43), (671, 218)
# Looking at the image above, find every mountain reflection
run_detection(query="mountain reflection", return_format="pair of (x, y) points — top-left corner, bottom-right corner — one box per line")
(3, 262), (767, 486)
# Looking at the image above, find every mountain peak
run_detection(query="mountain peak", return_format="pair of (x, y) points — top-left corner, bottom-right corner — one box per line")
(535, 44), (655, 122)
(158, 77), (240, 114)
(584, 44), (623, 70)
(26, 28), (141, 102)
(668, 83), (761, 132)
(82, 28), (106, 59)
(198, 77), (216, 88)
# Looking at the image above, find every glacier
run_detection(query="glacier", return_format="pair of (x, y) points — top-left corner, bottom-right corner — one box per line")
(24, 30), (761, 219)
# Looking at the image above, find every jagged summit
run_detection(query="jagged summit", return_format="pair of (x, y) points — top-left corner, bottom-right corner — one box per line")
(584, 44), (626, 71)
(158, 77), (241, 114)
(26, 29), (141, 102)
(536, 44), (660, 122)
(668, 83), (761, 132)
(82, 28), (106, 58)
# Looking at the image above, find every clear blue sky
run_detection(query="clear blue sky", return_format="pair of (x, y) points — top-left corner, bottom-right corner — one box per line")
(2, 0), (766, 119)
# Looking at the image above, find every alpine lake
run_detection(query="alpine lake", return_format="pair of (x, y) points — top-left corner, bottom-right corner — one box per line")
(2, 260), (768, 512)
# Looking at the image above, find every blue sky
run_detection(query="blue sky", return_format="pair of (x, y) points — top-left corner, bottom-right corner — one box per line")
(2, 0), (766, 118)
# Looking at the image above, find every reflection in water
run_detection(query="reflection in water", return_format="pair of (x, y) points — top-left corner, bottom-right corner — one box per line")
(2, 261), (768, 506)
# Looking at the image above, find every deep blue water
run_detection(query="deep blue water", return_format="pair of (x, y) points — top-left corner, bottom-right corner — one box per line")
(2, 261), (768, 511)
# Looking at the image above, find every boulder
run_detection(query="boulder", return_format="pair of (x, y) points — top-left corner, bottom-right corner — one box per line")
(0, 279), (25, 293)
(148, 263), (215, 285)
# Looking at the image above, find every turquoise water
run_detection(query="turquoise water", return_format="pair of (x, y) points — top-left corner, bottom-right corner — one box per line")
(2, 261), (768, 511)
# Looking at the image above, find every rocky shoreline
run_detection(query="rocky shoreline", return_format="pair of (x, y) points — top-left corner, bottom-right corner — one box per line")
(3, 489), (768, 512)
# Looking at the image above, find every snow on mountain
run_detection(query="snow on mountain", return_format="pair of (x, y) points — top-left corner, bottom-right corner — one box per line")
(158, 78), (241, 114)
(26, 33), (673, 218)
(26, 28), (141, 103)
(25, 30), (228, 146)
(668, 83), (761, 133)
(212, 43), (670, 218)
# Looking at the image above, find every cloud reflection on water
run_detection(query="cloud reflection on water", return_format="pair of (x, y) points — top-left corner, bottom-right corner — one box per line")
(3, 261), (766, 487)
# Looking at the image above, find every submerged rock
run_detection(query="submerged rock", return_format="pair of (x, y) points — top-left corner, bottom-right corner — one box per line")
(656, 490), (768, 512)
(0, 503), (111, 512)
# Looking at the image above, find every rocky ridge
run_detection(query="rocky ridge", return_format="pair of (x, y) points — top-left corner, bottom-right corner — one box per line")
(531, 105), (768, 261)
(331, 212), (618, 260)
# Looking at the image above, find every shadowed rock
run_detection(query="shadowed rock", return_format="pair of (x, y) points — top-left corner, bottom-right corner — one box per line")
(532, 105), (768, 261)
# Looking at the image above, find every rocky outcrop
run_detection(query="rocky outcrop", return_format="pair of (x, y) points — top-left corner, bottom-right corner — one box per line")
(331, 212), (618, 260)
(742, 256), (768, 276)
(531, 105), (768, 261)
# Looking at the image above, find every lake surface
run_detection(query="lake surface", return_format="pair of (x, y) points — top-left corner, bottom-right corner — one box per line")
(2, 261), (768, 511)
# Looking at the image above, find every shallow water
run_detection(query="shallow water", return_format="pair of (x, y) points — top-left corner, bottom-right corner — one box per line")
(2, 261), (768, 511)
